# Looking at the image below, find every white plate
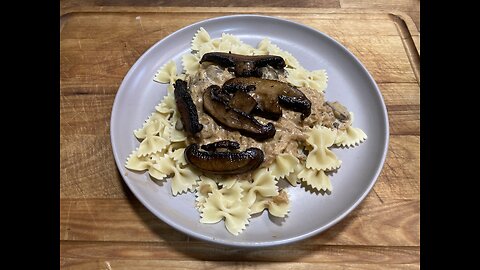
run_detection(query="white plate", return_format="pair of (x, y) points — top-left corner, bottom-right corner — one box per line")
(111, 15), (389, 247)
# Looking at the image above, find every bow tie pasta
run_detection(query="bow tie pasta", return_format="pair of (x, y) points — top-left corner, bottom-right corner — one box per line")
(125, 28), (367, 235)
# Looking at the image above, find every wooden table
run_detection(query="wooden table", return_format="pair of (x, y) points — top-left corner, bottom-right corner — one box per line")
(60, 6), (420, 270)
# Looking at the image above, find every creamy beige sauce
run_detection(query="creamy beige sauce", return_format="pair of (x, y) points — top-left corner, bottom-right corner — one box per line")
(186, 64), (351, 167)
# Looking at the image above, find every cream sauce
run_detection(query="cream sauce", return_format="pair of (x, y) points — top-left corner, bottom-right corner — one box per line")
(186, 64), (351, 167)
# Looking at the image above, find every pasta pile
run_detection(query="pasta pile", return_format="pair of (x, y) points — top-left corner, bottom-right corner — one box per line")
(126, 28), (367, 235)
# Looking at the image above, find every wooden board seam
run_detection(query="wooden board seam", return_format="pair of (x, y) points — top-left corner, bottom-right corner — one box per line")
(60, 240), (420, 248)
(59, 8), (420, 35)
(388, 13), (420, 83)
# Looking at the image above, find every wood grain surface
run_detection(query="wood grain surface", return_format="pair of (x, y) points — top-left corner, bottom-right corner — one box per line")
(60, 0), (420, 30)
(60, 7), (420, 270)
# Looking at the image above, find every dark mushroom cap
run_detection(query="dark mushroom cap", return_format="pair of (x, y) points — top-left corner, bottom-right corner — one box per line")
(173, 79), (203, 136)
(201, 140), (240, 152)
(185, 143), (264, 175)
(203, 85), (276, 141)
(200, 52), (286, 77)
(222, 77), (312, 120)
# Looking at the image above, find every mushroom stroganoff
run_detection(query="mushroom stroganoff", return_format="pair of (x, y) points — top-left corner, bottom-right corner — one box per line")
(125, 28), (367, 235)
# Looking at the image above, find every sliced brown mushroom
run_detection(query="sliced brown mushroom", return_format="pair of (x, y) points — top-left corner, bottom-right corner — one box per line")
(173, 79), (203, 136)
(185, 143), (264, 175)
(203, 85), (276, 141)
(228, 90), (258, 114)
(201, 140), (240, 152)
(222, 77), (312, 120)
(199, 52), (286, 77)
(326, 101), (350, 122)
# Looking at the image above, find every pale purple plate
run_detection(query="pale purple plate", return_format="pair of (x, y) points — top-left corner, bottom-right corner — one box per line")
(111, 15), (389, 247)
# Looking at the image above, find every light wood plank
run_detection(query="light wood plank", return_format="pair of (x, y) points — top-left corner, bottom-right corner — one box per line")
(61, 258), (419, 270)
(60, 241), (419, 263)
(59, 1), (420, 30)
(99, 0), (342, 8)
(379, 83), (419, 106)
(333, 36), (416, 83)
(340, 0), (420, 29)
(60, 12), (418, 93)
(61, 0), (342, 14)
(60, 196), (419, 246)
(60, 13), (400, 39)
(375, 135), (419, 200)
(388, 105), (419, 136)
(340, 0), (419, 11)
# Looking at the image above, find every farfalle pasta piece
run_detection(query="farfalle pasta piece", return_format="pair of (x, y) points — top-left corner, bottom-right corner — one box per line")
(154, 61), (180, 84)
(219, 181), (244, 205)
(268, 153), (299, 179)
(335, 127), (367, 147)
(197, 42), (218, 58)
(201, 188), (251, 235)
(155, 92), (176, 114)
(134, 117), (170, 140)
(285, 162), (304, 187)
(216, 39), (234, 53)
(305, 126), (341, 171)
(334, 112), (368, 147)
(166, 84), (174, 94)
(152, 154), (200, 195)
(125, 150), (168, 180)
(221, 33), (242, 46)
(182, 53), (200, 76)
(167, 141), (187, 153)
(209, 174), (238, 189)
(171, 148), (187, 165)
(231, 43), (255, 55)
(136, 134), (170, 157)
(169, 122), (187, 142)
(241, 168), (279, 207)
(308, 69), (328, 92)
(144, 111), (182, 143)
(171, 165), (200, 195)
(191, 27), (212, 51)
(195, 176), (218, 210)
(298, 166), (332, 192)
(196, 176), (243, 211)
(204, 34), (255, 55)
(255, 38), (299, 68)
(286, 67), (328, 92)
(256, 38), (278, 54)
(250, 189), (290, 217)
(275, 50), (300, 69)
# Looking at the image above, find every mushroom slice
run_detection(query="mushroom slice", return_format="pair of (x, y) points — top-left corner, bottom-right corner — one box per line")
(201, 140), (240, 152)
(203, 85), (276, 141)
(199, 52), (286, 77)
(173, 79), (203, 136)
(326, 101), (350, 122)
(185, 143), (264, 175)
(222, 77), (312, 120)
(229, 90), (258, 114)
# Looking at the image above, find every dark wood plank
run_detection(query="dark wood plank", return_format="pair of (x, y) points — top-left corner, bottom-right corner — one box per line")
(61, 258), (419, 270)
(60, 241), (419, 263)
(60, 196), (419, 246)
